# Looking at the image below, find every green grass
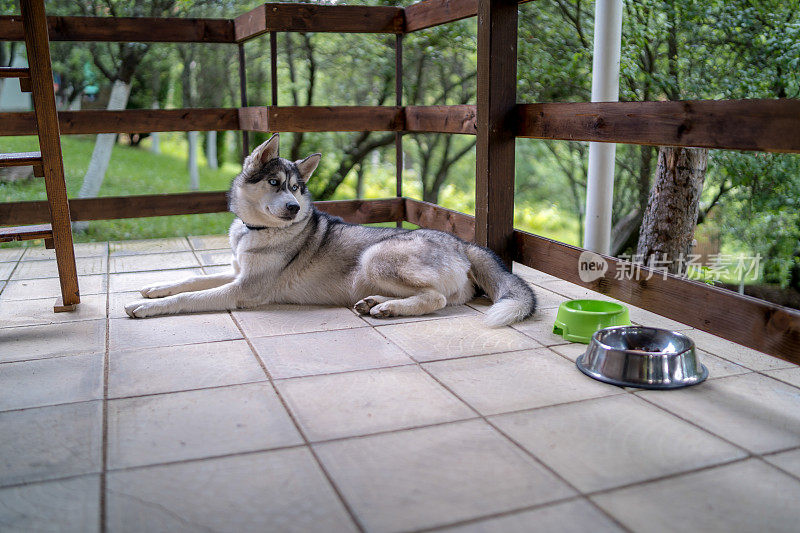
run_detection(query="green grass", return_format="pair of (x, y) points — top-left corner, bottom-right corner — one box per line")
(0, 134), (241, 242)
(1, 133), (580, 246)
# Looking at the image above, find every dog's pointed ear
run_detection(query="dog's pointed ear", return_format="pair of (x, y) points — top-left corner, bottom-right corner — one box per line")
(246, 133), (280, 168)
(295, 153), (321, 181)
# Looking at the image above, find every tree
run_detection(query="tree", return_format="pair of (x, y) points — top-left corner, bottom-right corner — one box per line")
(636, 147), (708, 274)
(65, 0), (182, 211)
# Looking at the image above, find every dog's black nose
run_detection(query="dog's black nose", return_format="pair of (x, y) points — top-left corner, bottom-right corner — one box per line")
(285, 203), (300, 215)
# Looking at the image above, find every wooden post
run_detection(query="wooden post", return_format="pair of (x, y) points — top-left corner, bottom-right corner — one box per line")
(20, 0), (80, 310)
(395, 33), (403, 227)
(270, 31), (278, 106)
(475, 0), (517, 264)
(237, 42), (249, 161)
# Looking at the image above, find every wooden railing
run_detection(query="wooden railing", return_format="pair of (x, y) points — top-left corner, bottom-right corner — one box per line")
(1, 0), (799, 363)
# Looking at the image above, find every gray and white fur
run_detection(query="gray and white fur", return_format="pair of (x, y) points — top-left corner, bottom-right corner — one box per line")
(125, 134), (536, 325)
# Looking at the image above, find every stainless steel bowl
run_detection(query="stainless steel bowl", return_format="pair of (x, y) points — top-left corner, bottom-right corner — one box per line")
(576, 326), (708, 389)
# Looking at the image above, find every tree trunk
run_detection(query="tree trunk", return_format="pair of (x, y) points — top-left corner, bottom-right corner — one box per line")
(77, 79), (131, 199)
(355, 163), (365, 199)
(636, 146), (708, 275)
(187, 131), (199, 191)
(206, 130), (218, 169)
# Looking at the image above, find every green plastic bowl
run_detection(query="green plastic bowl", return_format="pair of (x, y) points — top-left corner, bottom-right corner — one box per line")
(553, 299), (631, 344)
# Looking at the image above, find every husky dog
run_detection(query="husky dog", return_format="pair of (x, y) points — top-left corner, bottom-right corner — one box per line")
(125, 134), (536, 325)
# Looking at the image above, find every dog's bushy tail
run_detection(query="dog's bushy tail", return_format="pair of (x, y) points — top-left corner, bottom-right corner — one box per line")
(466, 245), (537, 327)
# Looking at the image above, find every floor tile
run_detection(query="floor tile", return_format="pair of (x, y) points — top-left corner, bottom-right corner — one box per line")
(0, 320), (105, 363)
(438, 498), (622, 533)
(0, 247), (24, 262)
(377, 316), (540, 362)
(203, 265), (233, 275)
(106, 447), (356, 533)
(108, 340), (265, 398)
(109, 267), (202, 293)
(423, 348), (621, 416)
(637, 372), (800, 454)
(627, 305), (693, 330)
(492, 394), (745, 493)
(109, 252), (200, 273)
(0, 274), (106, 300)
(764, 367), (800, 389)
(358, 303), (480, 326)
(107, 382), (302, 469)
(763, 448), (800, 479)
(0, 353), (103, 412)
(511, 307), (570, 347)
(108, 291), (140, 319)
(251, 327), (413, 379)
(689, 329), (793, 371)
(466, 286), (563, 315)
(530, 287), (567, 310)
(0, 262), (14, 281)
(188, 234), (230, 250)
(233, 304), (367, 338)
(22, 242), (107, 260)
(592, 459), (800, 533)
(696, 349), (751, 379)
(0, 475), (100, 533)
(512, 263), (559, 284)
(549, 343), (588, 362)
(537, 279), (601, 300)
(196, 249), (233, 266)
(110, 237), (190, 255)
(314, 420), (575, 533)
(465, 295), (492, 313)
(11, 256), (108, 279)
(277, 365), (474, 441)
(0, 293), (106, 328)
(0, 401), (102, 486)
(109, 313), (241, 350)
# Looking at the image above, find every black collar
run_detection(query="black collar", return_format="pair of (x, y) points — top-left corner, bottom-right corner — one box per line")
(244, 223), (269, 231)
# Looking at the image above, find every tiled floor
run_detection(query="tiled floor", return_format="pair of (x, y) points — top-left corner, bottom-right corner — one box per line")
(2, 236), (800, 532)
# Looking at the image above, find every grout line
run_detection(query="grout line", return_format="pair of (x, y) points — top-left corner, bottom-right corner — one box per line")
(367, 324), (634, 533)
(583, 455), (753, 499)
(413, 495), (586, 533)
(414, 495), (592, 533)
(227, 310), (367, 533)
(100, 239), (111, 533)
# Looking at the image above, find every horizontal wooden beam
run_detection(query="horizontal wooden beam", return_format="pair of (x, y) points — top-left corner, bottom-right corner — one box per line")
(402, 198), (800, 365)
(4, 102), (796, 154)
(318, 197), (405, 224)
(404, 198), (475, 241)
(0, 108), (240, 136)
(516, 99), (800, 153)
(0, 15), (235, 42)
(513, 229), (800, 364)
(234, 3), (404, 41)
(0, 193), (403, 225)
(238, 106), (403, 133)
(405, 105), (477, 134)
(404, 0), (532, 32)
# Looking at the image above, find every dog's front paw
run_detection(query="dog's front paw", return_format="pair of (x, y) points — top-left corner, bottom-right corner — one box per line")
(125, 299), (165, 318)
(354, 297), (379, 315)
(140, 283), (176, 298)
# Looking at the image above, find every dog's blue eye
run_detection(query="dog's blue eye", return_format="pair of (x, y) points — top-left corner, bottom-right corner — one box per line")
(291, 184), (299, 192)
(268, 179), (278, 186)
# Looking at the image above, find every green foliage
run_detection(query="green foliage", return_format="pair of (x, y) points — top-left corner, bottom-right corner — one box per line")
(3, 0), (799, 286)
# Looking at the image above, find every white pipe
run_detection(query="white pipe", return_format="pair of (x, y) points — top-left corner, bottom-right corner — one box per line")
(583, 0), (623, 254)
